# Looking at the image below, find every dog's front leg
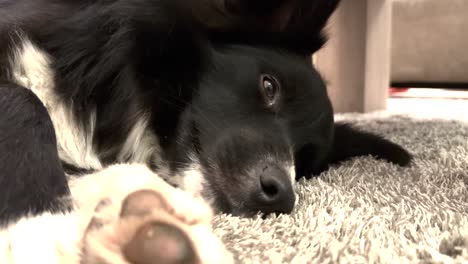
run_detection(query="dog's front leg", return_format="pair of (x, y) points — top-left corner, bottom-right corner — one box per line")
(0, 81), (71, 227)
(72, 164), (233, 264)
(1, 164), (232, 264)
(295, 123), (413, 179)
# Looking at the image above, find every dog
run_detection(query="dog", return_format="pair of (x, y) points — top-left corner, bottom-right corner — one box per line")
(0, 0), (412, 262)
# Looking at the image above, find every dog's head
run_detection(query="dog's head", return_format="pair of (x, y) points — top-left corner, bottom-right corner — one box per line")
(158, 0), (411, 216)
(170, 46), (334, 216)
(160, 0), (340, 216)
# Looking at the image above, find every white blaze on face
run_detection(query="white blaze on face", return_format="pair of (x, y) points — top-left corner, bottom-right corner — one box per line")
(10, 37), (102, 170)
(287, 163), (299, 206)
(287, 163), (296, 183)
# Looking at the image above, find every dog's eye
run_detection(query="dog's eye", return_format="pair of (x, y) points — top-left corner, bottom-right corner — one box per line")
(259, 74), (280, 108)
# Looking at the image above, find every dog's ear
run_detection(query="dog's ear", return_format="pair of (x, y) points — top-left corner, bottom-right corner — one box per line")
(206, 0), (341, 55)
(192, 0), (294, 32)
(222, 0), (296, 31)
(280, 0), (342, 54)
(295, 122), (412, 180)
(328, 122), (412, 167)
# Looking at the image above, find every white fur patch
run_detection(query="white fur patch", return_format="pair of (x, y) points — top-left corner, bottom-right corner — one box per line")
(169, 155), (211, 202)
(9, 37), (102, 170)
(288, 163), (296, 183)
(117, 114), (162, 165)
(180, 165), (206, 198)
(0, 213), (81, 264)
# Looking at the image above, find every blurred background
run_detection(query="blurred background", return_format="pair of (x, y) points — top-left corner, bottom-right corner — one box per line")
(314, 0), (468, 118)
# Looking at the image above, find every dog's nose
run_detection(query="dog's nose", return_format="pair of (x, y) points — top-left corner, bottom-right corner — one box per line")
(253, 165), (295, 214)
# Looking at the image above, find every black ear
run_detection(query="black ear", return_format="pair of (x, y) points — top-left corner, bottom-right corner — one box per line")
(280, 0), (342, 54)
(328, 122), (412, 167)
(295, 122), (412, 180)
(207, 0), (341, 55)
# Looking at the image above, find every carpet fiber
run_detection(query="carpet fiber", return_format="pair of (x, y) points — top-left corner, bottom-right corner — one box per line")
(212, 110), (468, 263)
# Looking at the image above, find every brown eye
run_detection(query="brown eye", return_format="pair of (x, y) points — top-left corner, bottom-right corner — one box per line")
(259, 74), (280, 108)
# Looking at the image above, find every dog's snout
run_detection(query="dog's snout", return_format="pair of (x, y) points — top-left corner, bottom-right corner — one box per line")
(254, 165), (295, 214)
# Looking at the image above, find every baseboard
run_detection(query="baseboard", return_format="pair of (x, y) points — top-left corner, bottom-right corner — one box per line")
(392, 82), (468, 89)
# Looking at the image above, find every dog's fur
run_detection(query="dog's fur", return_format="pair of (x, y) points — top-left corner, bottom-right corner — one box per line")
(0, 0), (412, 262)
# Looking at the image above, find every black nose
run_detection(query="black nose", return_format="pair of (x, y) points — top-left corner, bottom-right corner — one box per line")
(253, 165), (295, 214)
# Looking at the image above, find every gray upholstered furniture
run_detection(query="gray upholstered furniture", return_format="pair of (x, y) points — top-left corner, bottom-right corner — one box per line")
(392, 0), (468, 86)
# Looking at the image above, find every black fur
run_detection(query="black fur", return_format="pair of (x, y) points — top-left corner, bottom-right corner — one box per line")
(295, 123), (413, 178)
(0, 82), (71, 226)
(208, 0), (342, 56)
(0, 0), (412, 222)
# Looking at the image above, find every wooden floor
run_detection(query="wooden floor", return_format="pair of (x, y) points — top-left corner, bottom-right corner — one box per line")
(387, 92), (468, 122)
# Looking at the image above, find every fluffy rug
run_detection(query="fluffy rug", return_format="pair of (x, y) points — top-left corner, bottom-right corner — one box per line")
(212, 105), (468, 263)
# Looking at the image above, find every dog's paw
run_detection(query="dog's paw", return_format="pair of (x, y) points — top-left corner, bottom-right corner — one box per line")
(81, 189), (232, 264)
(73, 164), (232, 264)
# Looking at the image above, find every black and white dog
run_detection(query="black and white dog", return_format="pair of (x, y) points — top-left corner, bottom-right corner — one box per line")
(0, 0), (411, 262)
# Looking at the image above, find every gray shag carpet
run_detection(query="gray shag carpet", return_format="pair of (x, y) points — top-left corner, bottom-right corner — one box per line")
(212, 112), (468, 263)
